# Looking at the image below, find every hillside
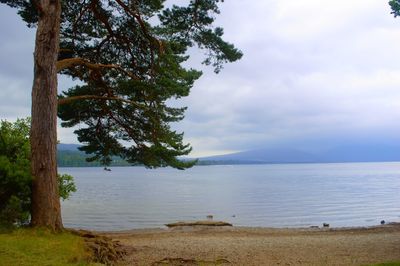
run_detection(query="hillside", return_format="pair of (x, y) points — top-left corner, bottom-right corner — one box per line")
(57, 144), (130, 167)
(57, 143), (400, 167)
(198, 143), (400, 164)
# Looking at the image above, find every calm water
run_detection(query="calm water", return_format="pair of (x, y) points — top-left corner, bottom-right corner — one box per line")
(60, 162), (400, 231)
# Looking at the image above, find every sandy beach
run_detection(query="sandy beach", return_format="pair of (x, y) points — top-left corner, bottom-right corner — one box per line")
(101, 222), (400, 265)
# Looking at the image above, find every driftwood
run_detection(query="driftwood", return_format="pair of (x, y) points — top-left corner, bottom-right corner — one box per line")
(165, 221), (233, 228)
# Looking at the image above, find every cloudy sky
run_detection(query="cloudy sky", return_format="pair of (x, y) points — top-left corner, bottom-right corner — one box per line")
(1, 1), (400, 157)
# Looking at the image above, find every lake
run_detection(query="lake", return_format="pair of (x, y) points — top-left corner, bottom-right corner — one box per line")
(60, 162), (400, 231)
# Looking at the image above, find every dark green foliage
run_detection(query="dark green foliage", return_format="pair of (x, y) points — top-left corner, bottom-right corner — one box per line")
(0, 118), (31, 226)
(58, 174), (76, 201)
(2, 0), (242, 170)
(158, 0), (242, 72)
(390, 0), (400, 17)
(0, 0), (37, 27)
(0, 119), (76, 227)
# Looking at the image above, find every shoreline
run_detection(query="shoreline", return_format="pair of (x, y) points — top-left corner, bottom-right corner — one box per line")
(90, 221), (400, 234)
(94, 223), (400, 265)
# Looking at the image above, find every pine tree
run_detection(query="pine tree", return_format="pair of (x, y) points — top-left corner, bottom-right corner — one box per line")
(1, 0), (242, 230)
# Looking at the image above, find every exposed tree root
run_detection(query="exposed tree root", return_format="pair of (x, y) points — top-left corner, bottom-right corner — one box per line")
(68, 229), (128, 265)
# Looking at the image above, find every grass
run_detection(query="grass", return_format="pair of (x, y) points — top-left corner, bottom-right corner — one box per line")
(0, 228), (96, 266)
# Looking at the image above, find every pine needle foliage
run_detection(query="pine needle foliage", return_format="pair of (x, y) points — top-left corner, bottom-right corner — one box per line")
(0, 0), (242, 169)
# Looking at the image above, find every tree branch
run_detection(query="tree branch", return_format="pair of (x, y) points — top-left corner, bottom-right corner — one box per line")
(56, 58), (139, 80)
(31, 0), (44, 15)
(58, 95), (146, 108)
(114, 0), (164, 53)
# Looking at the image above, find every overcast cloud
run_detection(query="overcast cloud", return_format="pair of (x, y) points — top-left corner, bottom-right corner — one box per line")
(1, 1), (400, 157)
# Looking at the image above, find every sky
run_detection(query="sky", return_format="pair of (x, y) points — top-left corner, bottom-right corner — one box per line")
(1, 1), (400, 157)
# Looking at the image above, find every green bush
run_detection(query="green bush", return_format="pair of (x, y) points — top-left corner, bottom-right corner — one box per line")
(0, 118), (76, 227)
(58, 173), (76, 201)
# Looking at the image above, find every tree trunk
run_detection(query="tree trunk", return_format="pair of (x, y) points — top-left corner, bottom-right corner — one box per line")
(30, 0), (62, 231)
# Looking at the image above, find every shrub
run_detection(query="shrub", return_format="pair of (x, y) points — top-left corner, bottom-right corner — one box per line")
(0, 118), (76, 227)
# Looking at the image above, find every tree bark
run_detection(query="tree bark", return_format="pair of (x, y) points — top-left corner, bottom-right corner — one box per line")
(30, 0), (62, 231)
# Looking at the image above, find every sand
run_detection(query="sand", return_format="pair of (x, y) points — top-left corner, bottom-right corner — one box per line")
(102, 223), (400, 266)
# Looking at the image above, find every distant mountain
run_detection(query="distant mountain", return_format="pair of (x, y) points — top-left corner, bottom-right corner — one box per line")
(199, 143), (400, 164)
(57, 142), (400, 166)
(200, 148), (317, 164)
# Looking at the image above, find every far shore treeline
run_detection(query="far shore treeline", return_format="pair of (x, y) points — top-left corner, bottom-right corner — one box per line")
(58, 142), (400, 167)
(57, 149), (245, 167)
(57, 150), (131, 167)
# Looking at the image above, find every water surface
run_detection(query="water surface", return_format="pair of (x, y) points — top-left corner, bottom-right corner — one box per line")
(60, 162), (400, 230)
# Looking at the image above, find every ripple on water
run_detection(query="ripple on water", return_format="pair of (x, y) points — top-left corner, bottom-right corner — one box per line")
(61, 163), (400, 230)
